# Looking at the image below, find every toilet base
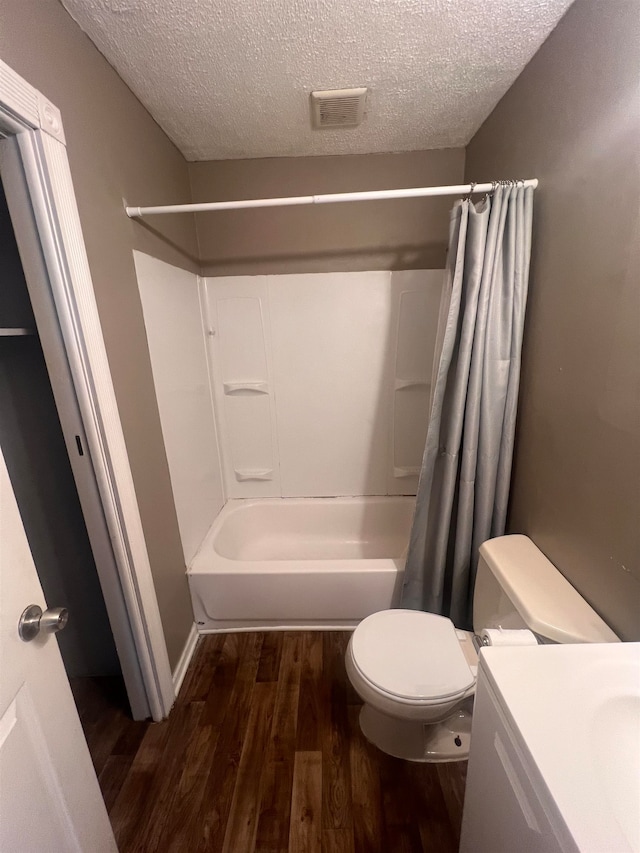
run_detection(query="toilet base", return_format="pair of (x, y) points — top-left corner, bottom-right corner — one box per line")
(359, 701), (473, 763)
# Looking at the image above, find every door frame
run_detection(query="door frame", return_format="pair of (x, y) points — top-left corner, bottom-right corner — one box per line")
(0, 59), (175, 720)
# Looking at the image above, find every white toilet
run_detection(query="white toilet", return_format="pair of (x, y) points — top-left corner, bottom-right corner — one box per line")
(345, 534), (619, 762)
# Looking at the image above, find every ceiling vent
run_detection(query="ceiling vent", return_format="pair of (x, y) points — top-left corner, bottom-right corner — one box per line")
(310, 87), (367, 129)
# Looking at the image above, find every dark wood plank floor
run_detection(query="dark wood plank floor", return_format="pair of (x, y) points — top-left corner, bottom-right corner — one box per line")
(72, 632), (467, 852)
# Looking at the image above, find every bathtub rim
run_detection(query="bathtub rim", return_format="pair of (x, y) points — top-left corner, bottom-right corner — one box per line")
(188, 494), (416, 575)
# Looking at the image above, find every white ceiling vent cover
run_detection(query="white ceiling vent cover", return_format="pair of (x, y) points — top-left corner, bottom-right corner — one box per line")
(311, 88), (367, 129)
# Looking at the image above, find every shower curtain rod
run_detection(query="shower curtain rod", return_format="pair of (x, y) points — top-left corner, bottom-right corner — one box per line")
(125, 178), (538, 218)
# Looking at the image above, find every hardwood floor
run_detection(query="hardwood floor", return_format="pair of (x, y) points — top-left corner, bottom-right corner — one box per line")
(73, 632), (467, 852)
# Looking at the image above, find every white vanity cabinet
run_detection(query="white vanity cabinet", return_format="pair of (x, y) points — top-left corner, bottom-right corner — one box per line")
(459, 672), (574, 853)
(460, 643), (640, 853)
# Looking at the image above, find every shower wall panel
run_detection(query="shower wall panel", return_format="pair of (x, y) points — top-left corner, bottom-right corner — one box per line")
(203, 276), (281, 499)
(135, 251), (225, 564)
(205, 269), (444, 499)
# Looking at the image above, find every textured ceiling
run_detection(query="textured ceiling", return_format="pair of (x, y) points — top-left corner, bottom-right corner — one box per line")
(61, 0), (574, 161)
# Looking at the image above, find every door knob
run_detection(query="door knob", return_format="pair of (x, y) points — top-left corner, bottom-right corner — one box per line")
(18, 604), (69, 642)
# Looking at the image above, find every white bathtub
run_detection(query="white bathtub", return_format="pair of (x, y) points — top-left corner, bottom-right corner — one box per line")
(188, 496), (415, 631)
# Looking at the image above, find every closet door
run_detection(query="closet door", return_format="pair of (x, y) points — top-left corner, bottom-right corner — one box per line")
(0, 442), (117, 852)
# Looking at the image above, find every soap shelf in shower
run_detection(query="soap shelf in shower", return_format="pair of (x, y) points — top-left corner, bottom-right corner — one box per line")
(393, 466), (421, 478)
(223, 380), (269, 395)
(394, 378), (429, 391)
(234, 468), (273, 482)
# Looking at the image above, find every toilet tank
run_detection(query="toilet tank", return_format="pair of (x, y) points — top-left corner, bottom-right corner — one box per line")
(473, 535), (619, 643)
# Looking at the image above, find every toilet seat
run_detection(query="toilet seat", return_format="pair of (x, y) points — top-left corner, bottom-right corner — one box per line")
(350, 610), (475, 704)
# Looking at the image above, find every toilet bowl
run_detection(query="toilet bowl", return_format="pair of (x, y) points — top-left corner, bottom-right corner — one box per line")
(345, 609), (479, 761)
(345, 535), (620, 763)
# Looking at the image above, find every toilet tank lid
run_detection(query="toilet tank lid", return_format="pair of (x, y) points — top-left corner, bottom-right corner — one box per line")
(479, 536), (619, 644)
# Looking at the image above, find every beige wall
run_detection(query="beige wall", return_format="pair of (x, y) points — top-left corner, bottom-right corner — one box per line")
(190, 149), (465, 276)
(0, 0), (197, 667)
(466, 0), (640, 640)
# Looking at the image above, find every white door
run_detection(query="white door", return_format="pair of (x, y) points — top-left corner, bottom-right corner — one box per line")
(0, 445), (117, 852)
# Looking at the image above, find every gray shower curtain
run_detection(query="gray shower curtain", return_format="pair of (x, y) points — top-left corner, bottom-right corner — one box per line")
(401, 183), (534, 629)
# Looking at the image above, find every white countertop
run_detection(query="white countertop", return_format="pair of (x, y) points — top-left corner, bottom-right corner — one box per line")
(479, 642), (640, 853)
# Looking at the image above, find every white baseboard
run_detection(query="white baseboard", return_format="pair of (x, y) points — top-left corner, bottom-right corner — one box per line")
(172, 622), (199, 698)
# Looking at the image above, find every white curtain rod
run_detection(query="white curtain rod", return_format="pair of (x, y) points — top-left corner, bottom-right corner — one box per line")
(125, 179), (538, 218)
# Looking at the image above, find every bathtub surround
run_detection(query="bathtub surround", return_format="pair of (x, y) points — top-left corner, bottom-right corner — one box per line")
(403, 185), (534, 628)
(205, 270), (444, 499)
(134, 262), (442, 599)
(465, 0), (640, 640)
(134, 252), (225, 565)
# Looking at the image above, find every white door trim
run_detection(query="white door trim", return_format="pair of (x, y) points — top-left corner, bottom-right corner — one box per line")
(0, 58), (175, 720)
